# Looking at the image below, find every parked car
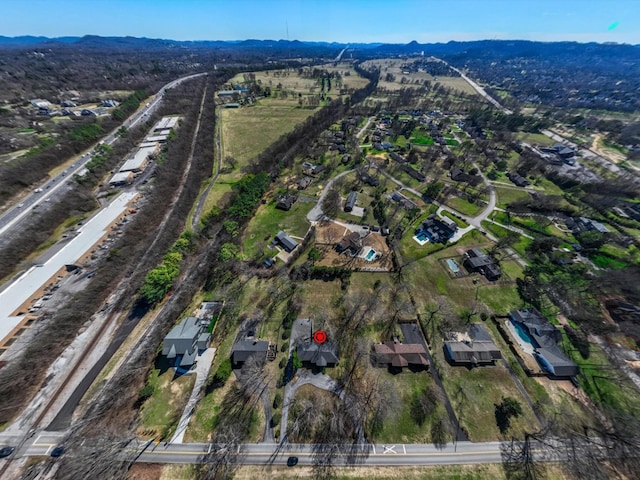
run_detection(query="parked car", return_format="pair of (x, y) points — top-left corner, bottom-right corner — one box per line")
(50, 446), (64, 458)
(0, 446), (15, 458)
(286, 456), (299, 467)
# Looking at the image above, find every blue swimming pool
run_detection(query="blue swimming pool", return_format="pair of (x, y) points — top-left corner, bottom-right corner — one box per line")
(366, 249), (376, 260)
(446, 259), (460, 273)
(511, 320), (538, 348)
(416, 232), (428, 242)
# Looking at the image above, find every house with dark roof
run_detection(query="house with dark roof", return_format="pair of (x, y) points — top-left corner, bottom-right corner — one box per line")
(373, 341), (429, 370)
(444, 324), (501, 366)
(297, 341), (339, 368)
(358, 170), (379, 187)
(297, 176), (312, 190)
(509, 308), (579, 377)
(344, 191), (357, 212)
(336, 231), (362, 256)
(417, 214), (458, 244)
(390, 191), (417, 210)
(390, 152), (407, 163)
(274, 231), (298, 252)
(506, 172), (530, 187)
(162, 317), (210, 368)
(444, 341), (501, 366)
(569, 217), (610, 234)
(276, 193), (297, 211)
(463, 248), (502, 281)
(402, 164), (426, 182)
(230, 339), (270, 366)
(450, 168), (467, 182)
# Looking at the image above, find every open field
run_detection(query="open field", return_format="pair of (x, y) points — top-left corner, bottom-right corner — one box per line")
(516, 132), (556, 147)
(443, 196), (484, 217)
(376, 369), (449, 444)
(220, 100), (318, 172)
(494, 186), (531, 209)
(362, 58), (479, 96)
(436, 358), (541, 442)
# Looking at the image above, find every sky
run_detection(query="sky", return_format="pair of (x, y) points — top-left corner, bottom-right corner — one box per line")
(2, 0), (639, 44)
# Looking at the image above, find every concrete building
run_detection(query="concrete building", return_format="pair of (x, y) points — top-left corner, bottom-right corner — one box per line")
(109, 171), (135, 186)
(162, 317), (210, 368)
(119, 146), (156, 173)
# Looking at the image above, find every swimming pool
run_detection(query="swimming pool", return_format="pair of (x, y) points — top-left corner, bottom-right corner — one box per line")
(366, 249), (376, 260)
(416, 232), (428, 242)
(446, 258), (460, 274)
(511, 320), (538, 348)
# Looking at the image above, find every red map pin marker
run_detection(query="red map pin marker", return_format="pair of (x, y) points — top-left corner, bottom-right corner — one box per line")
(313, 330), (327, 344)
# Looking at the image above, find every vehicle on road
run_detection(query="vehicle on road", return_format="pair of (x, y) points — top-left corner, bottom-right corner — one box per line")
(50, 446), (64, 458)
(286, 456), (299, 467)
(34, 188), (43, 193)
(0, 446), (15, 458)
(17, 203), (24, 208)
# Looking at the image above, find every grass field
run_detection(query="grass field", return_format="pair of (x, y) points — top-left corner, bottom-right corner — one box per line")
(242, 200), (313, 259)
(444, 196), (484, 217)
(220, 100), (318, 172)
(515, 132), (556, 147)
(436, 357), (541, 441)
(494, 186), (531, 209)
(376, 370), (450, 443)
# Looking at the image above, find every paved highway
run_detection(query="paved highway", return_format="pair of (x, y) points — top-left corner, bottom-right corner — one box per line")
(0, 431), (506, 466)
(0, 72), (206, 238)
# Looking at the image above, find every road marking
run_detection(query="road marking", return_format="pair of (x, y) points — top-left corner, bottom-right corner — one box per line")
(371, 444), (376, 454)
(402, 444), (407, 455)
(382, 445), (397, 454)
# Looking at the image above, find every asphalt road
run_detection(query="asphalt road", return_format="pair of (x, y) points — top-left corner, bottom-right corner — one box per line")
(5, 432), (505, 466)
(0, 72), (206, 238)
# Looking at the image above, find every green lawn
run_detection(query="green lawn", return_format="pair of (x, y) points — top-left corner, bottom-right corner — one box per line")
(437, 358), (541, 442)
(515, 132), (556, 147)
(376, 370), (450, 444)
(242, 200), (313, 259)
(564, 335), (640, 417)
(482, 221), (532, 258)
(494, 186), (531, 209)
(444, 196), (484, 217)
(138, 357), (196, 440)
(441, 210), (469, 228)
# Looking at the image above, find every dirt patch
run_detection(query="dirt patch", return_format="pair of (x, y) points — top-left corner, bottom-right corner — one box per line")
(127, 463), (163, 480)
(314, 223), (393, 271)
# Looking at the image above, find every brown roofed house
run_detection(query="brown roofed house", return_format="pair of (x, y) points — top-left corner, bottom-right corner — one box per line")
(373, 342), (429, 370)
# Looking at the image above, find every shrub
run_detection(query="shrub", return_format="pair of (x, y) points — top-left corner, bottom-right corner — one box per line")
(212, 358), (232, 385)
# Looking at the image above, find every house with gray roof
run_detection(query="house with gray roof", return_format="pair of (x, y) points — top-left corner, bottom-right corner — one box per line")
(274, 231), (298, 252)
(444, 324), (502, 366)
(297, 341), (339, 368)
(162, 317), (210, 368)
(230, 339), (269, 366)
(509, 308), (578, 377)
